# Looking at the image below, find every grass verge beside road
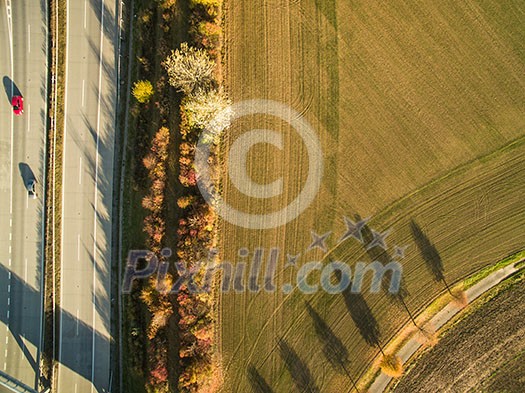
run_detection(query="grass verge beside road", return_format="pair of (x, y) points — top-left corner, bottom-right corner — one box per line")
(119, 1), (225, 390)
(40, 0), (66, 391)
(118, 5), (151, 391)
(119, 2), (190, 392)
(463, 250), (525, 289)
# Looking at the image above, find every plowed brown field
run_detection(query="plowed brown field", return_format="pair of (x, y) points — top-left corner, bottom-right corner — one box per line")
(392, 272), (525, 392)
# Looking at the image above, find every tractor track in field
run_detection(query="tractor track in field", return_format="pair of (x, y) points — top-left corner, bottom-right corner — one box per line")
(218, 0), (525, 391)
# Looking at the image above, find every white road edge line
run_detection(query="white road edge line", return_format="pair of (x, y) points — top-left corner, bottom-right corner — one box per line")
(81, 79), (85, 107)
(38, 0), (50, 387)
(58, 0), (71, 377)
(91, 0), (105, 390)
(4, 0), (14, 352)
(84, 0), (87, 29)
(79, 156), (82, 184)
(6, 0), (13, 213)
(27, 103), (30, 132)
(27, 24), (30, 53)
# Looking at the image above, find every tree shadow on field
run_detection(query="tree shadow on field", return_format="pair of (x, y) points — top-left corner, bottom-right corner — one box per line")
(315, 0), (337, 28)
(355, 214), (429, 330)
(306, 302), (349, 371)
(305, 302), (360, 391)
(356, 214), (410, 300)
(278, 338), (320, 393)
(410, 220), (466, 308)
(341, 285), (381, 348)
(247, 365), (274, 393)
(410, 220), (445, 283)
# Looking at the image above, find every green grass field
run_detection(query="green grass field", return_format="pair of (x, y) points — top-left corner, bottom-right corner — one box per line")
(218, 0), (525, 391)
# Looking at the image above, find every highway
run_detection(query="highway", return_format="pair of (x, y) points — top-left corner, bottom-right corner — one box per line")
(57, 0), (117, 392)
(0, 0), (48, 391)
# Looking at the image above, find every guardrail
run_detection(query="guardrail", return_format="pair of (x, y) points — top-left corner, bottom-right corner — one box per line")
(0, 369), (40, 393)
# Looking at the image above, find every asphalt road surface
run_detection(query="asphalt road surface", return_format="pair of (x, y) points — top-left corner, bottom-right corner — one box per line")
(57, 0), (117, 392)
(0, 0), (48, 391)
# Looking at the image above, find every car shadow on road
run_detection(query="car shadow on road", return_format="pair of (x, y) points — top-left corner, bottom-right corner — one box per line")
(18, 163), (36, 189)
(2, 76), (22, 103)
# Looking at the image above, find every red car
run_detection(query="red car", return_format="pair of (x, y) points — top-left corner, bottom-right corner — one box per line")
(11, 95), (23, 115)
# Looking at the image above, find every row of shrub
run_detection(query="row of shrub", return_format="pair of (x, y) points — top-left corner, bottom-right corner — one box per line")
(129, 0), (225, 391)
(141, 126), (174, 392)
(175, 202), (220, 392)
(127, 1), (179, 392)
(170, 0), (225, 391)
(189, 0), (223, 61)
(126, 2), (160, 388)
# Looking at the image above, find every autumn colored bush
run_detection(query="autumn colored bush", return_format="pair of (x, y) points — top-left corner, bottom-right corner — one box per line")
(147, 338), (170, 393)
(132, 80), (155, 103)
(190, 20), (222, 58)
(177, 195), (195, 209)
(190, 0), (222, 7)
(157, 0), (176, 10)
(380, 353), (404, 378)
(451, 288), (469, 309)
(173, 132), (219, 391)
(189, 0), (221, 22)
(141, 127), (170, 253)
(139, 126), (174, 392)
(131, 0), (225, 390)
